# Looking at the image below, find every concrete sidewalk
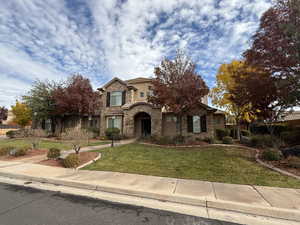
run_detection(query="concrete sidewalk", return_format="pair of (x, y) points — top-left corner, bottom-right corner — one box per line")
(0, 160), (299, 224)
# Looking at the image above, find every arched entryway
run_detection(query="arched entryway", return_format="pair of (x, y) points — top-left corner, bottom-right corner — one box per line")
(134, 112), (151, 137)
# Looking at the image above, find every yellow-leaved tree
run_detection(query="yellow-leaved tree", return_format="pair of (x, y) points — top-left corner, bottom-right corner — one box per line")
(11, 101), (32, 127)
(210, 60), (256, 139)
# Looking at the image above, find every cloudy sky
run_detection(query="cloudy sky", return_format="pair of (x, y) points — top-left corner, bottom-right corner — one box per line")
(0, 0), (271, 108)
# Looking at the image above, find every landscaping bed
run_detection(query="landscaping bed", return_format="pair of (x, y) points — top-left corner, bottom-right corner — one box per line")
(264, 159), (300, 176)
(256, 148), (300, 177)
(0, 149), (48, 161)
(83, 143), (300, 188)
(39, 152), (99, 168)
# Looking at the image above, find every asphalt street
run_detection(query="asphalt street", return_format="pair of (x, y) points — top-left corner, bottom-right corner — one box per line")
(0, 182), (240, 225)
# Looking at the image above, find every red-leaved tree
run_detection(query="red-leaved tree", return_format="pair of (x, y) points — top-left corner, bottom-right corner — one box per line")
(229, 65), (286, 137)
(0, 106), (8, 124)
(244, 0), (300, 106)
(53, 75), (99, 116)
(149, 51), (209, 135)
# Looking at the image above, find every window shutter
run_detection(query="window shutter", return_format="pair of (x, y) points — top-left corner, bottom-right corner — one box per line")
(201, 115), (207, 132)
(106, 92), (110, 107)
(122, 91), (126, 105)
(187, 116), (193, 133)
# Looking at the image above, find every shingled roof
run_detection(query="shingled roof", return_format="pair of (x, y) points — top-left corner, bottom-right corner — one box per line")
(126, 77), (152, 84)
(284, 111), (300, 121)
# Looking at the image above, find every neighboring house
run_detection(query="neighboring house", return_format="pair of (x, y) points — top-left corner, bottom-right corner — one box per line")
(1, 111), (19, 135)
(2, 110), (15, 125)
(282, 111), (300, 127)
(214, 110), (226, 130)
(97, 77), (225, 139)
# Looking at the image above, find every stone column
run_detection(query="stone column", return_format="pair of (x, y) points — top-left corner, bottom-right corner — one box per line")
(123, 110), (135, 138)
(131, 89), (134, 103)
(100, 113), (106, 137)
(151, 109), (162, 136)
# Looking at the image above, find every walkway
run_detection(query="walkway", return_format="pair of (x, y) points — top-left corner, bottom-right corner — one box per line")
(0, 160), (299, 224)
(60, 138), (136, 158)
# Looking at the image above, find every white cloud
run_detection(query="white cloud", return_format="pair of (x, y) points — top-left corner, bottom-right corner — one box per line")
(0, 0), (272, 107)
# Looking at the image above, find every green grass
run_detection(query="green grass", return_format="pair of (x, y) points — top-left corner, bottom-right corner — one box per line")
(0, 139), (110, 150)
(84, 143), (300, 189)
(0, 139), (72, 150)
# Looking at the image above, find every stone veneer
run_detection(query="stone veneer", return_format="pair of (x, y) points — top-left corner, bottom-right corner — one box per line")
(123, 103), (162, 138)
(99, 77), (223, 138)
(162, 108), (215, 139)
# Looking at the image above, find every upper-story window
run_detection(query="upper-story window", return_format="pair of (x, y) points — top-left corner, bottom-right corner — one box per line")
(106, 90), (126, 107)
(111, 91), (122, 106)
(140, 92), (144, 98)
(147, 90), (153, 97)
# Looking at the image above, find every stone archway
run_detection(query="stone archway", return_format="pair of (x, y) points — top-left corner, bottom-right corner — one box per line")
(134, 112), (151, 137)
(123, 102), (162, 138)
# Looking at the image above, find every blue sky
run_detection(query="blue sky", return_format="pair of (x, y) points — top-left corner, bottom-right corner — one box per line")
(0, 0), (271, 108)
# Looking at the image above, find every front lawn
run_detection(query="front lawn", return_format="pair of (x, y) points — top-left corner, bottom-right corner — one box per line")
(0, 139), (110, 150)
(0, 139), (72, 150)
(84, 143), (300, 188)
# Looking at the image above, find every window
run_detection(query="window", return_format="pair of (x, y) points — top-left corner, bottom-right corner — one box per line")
(107, 116), (122, 130)
(147, 90), (153, 97)
(166, 115), (177, 123)
(193, 116), (201, 133)
(187, 115), (207, 133)
(110, 91), (122, 106)
(140, 92), (144, 97)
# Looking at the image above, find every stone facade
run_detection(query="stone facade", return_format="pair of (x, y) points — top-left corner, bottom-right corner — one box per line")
(162, 109), (215, 139)
(98, 77), (225, 138)
(123, 103), (162, 137)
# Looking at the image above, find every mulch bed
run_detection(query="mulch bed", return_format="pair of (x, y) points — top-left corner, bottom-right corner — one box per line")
(261, 157), (300, 177)
(255, 148), (300, 177)
(38, 152), (99, 168)
(0, 149), (48, 161)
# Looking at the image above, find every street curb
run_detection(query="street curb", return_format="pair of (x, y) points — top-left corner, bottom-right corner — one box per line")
(0, 171), (299, 222)
(76, 153), (101, 170)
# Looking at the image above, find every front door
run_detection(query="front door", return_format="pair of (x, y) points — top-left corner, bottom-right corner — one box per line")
(141, 118), (151, 137)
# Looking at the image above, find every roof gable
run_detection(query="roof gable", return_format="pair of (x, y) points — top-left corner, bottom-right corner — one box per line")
(126, 77), (152, 84)
(103, 77), (128, 89)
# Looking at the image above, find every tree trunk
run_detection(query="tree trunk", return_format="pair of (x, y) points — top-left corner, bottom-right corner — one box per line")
(236, 118), (241, 141)
(178, 115), (183, 136)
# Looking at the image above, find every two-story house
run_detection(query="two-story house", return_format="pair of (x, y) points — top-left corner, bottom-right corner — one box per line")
(98, 77), (225, 139)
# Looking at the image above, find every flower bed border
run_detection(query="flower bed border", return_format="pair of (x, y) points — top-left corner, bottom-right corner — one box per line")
(76, 153), (101, 170)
